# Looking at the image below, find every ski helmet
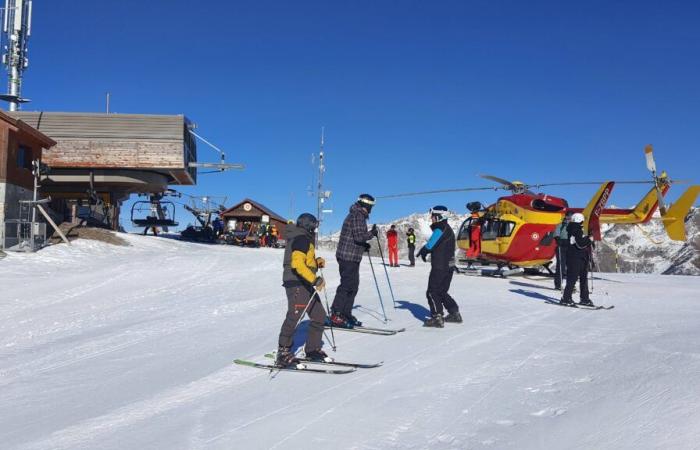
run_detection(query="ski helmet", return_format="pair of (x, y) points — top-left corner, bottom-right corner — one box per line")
(430, 205), (449, 222)
(296, 213), (318, 233)
(357, 194), (376, 211)
(571, 212), (585, 223)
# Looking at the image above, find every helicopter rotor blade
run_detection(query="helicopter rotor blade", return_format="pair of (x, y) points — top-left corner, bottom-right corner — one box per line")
(479, 174), (518, 189)
(644, 144), (668, 215)
(377, 186), (503, 199)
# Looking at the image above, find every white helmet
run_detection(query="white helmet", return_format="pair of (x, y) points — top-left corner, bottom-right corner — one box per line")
(571, 212), (585, 223)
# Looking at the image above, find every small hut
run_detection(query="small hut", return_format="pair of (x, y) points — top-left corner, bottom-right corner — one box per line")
(219, 199), (288, 240)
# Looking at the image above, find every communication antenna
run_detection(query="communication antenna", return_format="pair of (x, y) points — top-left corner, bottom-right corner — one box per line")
(315, 127), (332, 241)
(0, 0), (32, 111)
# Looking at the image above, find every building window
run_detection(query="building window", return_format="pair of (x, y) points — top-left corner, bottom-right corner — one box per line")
(16, 146), (32, 170)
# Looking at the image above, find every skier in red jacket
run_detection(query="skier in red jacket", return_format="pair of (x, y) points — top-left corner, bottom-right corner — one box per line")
(387, 225), (399, 267)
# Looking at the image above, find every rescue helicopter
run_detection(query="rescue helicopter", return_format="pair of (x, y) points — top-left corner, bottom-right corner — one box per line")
(379, 146), (700, 277)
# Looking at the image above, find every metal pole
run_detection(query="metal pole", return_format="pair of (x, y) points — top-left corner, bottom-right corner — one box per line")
(319, 268), (336, 351)
(366, 247), (388, 323)
(375, 235), (397, 308)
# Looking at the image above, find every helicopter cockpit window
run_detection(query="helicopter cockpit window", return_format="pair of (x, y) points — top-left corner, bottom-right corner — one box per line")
(457, 218), (473, 240)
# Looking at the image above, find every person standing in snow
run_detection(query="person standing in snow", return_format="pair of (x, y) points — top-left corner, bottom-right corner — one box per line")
(417, 205), (462, 327)
(406, 227), (417, 267)
(553, 211), (572, 290)
(330, 194), (378, 328)
(387, 225), (399, 267)
(560, 212), (595, 306)
(276, 213), (329, 367)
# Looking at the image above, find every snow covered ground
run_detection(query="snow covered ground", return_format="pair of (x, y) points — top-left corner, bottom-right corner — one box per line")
(1, 235), (700, 450)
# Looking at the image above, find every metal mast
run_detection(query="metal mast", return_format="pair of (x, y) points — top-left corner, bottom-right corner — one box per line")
(315, 127), (332, 242)
(1, 0), (32, 111)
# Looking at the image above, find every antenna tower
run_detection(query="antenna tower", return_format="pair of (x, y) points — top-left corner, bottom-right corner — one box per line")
(1, 0), (32, 111)
(315, 127), (332, 241)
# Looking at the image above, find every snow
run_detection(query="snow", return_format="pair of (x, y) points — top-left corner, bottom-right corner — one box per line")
(1, 235), (700, 449)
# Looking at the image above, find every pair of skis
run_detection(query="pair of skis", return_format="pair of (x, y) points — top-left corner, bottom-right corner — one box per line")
(545, 299), (615, 310)
(235, 352), (383, 375)
(325, 324), (406, 336)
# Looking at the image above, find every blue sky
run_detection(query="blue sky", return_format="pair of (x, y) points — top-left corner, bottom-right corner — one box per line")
(7, 0), (700, 233)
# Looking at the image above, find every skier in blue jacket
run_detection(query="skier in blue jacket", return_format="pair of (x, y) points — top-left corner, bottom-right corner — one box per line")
(417, 205), (462, 328)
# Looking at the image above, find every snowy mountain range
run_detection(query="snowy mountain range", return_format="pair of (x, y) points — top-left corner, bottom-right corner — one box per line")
(319, 208), (700, 275)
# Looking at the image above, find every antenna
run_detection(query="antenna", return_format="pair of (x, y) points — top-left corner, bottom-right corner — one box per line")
(314, 127), (332, 242)
(1, 0), (32, 111)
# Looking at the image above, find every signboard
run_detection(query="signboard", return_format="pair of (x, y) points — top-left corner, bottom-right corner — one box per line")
(261, 214), (270, 223)
(243, 202), (252, 212)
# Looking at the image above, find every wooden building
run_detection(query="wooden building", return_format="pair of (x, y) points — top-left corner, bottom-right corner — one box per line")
(6, 111), (197, 229)
(0, 111), (56, 249)
(219, 199), (288, 239)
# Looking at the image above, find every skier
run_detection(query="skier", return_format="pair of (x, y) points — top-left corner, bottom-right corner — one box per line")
(406, 227), (416, 267)
(553, 211), (572, 290)
(417, 205), (462, 327)
(560, 212), (595, 306)
(329, 194), (378, 328)
(276, 213), (328, 367)
(387, 225), (399, 267)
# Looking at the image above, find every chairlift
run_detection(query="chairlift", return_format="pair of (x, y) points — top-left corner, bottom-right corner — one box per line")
(131, 194), (178, 232)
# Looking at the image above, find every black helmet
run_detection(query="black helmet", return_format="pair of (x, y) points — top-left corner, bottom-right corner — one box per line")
(357, 194), (376, 211)
(430, 205), (448, 222)
(296, 213), (318, 233)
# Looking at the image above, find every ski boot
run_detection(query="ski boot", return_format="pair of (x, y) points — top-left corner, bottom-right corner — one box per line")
(578, 299), (595, 307)
(275, 346), (300, 368)
(329, 313), (353, 329)
(348, 314), (363, 327)
(444, 311), (463, 323)
(423, 314), (444, 328)
(559, 298), (575, 307)
(305, 348), (332, 362)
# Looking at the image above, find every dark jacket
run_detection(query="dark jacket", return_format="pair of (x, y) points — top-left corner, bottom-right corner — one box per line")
(336, 203), (373, 263)
(282, 223), (318, 287)
(566, 222), (593, 260)
(423, 220), (455, 270)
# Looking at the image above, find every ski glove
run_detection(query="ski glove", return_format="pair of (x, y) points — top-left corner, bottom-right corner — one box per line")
(363, 242), (371, 251)
(314, 277), (326, 291)
(316, 257), (326, 268)
(417, 246), (429, 262)
(370, 224), (378, 237)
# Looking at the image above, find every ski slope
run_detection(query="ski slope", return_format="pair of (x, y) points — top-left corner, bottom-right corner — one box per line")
(1, 235), (699, 449)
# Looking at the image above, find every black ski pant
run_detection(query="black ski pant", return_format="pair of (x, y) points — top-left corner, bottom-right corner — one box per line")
(426, 267), (459, 316)
(278, 285), (325, 351)
(408, 244), (416, 266)
(331, 259), (361, 317)
(554, 242), (568, 289)
(562, 254), (590, 302)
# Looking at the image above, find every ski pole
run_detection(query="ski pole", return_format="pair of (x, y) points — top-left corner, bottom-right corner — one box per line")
(375, 235), (397, 309)
(292, 290), (320, 333)
(366, 246), (388, 323)
(318, 268), (337, 351)
(558, 244), (564, 290)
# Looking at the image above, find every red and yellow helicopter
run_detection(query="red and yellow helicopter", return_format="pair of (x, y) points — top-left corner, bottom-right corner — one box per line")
(380, 146), (700, 275)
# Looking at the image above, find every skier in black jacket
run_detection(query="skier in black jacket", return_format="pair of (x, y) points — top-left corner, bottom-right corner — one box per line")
(329, 194), (378, 328)
(276, 213), (328, 367)
(560, 212), (595, 306)
(417, 205), (462, 327)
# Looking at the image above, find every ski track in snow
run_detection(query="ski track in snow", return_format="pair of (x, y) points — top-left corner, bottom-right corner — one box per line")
(1, 234), (700, 449)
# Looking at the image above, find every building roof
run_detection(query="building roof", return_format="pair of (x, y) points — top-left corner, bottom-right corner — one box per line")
(220, 198), (287, 223)
(6, 111), (191, 141)
(0, 110), (56, 148)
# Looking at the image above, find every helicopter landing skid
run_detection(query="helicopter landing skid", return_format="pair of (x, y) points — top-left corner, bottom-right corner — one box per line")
(456, 266), (524, 278)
